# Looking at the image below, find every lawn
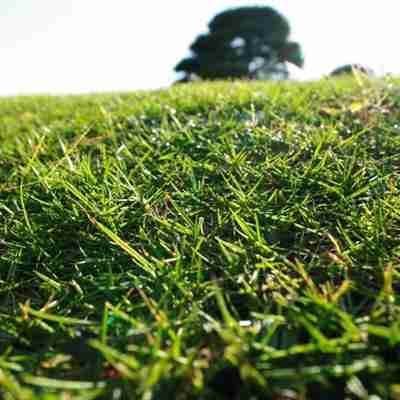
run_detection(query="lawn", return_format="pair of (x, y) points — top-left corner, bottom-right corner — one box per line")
(0, 78), (400, 399)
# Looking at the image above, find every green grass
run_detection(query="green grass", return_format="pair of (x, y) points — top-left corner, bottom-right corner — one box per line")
(1, 77), (400, 399)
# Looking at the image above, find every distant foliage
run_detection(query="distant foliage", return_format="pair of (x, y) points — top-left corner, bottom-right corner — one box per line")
(175, 6), (304, 83)
(330, 64), (374, 77)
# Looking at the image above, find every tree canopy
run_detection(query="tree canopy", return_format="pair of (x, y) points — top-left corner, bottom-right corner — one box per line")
(175, 6), (304, 83)
(330, 64), (374, 77)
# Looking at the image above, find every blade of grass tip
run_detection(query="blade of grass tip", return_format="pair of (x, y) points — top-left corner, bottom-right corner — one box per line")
(231, 212), (255, 240)
(19, 182), (33, 235)
(326, 233), (346, 261)
(106, 300), (155, 344)
(100, 303), (109, 344)
(213, 283), (236, 328)
(20, 304), (94, 326)
(90, 217), (156, 278)
(383, 263), (394, 299)
(34, 271), (62, 292)
(58, 138), (74, 171)
(339, 127), (369, 148)
(382, 264), (395, 320)
(48, 125), (92, 175)
(136, 287), (168, 326)
(331, 280), (352, 304)
(254, 214), (262, 243)
(22, 375), (102, 390)
(287, 259), (319, 297)
(89, 340), (140, 375)
(21, 133), (46, 176)
(63, 181), (99, 215)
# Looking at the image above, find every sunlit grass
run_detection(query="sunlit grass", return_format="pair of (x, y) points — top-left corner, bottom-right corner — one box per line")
(1, 78), (400, 399)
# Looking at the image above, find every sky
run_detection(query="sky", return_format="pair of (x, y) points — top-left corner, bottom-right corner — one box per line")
(1, 1), (399, 96)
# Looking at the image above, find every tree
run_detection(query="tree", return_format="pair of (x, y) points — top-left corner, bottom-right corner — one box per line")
(175, 6), (304, 83)
(330, 64), (374, 77)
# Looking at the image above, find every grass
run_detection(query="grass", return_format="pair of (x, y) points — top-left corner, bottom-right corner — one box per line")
(0, 77), (400, 399)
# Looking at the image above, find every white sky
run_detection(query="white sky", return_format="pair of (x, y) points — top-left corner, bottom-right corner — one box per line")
(0, 1), (399, 96)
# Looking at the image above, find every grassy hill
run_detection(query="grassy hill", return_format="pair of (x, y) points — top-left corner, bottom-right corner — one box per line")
(1, 78), (400, 399)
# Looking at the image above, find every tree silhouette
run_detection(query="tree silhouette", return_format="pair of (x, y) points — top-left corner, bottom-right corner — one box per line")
(330, 64), (374, 77)
(175, 6), (304, 83)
